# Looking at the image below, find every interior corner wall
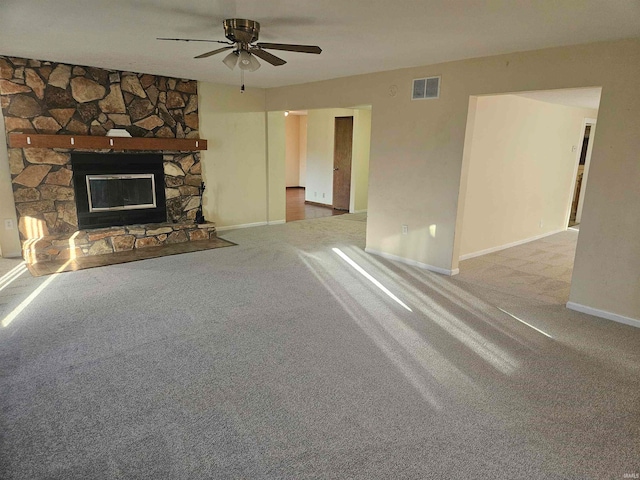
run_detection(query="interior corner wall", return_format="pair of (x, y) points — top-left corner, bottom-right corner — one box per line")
(0, 109), (21, 257)
(198, 82), (269, 228)
(285, 115), (300, 187)
(351, 109), (371, 212)
(298, 116), (308, 187)
(459, 94), (598, 257)
(305, 108), (354, 205)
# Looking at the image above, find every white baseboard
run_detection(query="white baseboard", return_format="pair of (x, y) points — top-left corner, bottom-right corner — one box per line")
(305, 200), (332, 207)
(1, 251), (23, 259)
(215, 219), (285, 232)
(459, 228), (567, 261)
(215, 221), (268, 232)
(351, 209), (368, 214)
(566, 302), (640, 329)
(365, 248), (459, 276)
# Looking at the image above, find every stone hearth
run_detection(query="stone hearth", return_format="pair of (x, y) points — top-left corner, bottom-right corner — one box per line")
(23, 221), (216, 264)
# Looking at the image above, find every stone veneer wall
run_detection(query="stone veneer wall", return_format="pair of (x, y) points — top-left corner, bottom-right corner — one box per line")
(0, 56), (203, 241)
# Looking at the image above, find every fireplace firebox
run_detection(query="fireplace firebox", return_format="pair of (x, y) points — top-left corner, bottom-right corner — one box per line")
(71, 153), (167, 229)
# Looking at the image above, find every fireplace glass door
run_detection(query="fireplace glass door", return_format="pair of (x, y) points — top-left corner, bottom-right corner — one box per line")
(87, 174), (156, 212)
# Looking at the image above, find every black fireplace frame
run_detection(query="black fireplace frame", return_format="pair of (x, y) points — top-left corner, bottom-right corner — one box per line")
(71, 153), (167, 229)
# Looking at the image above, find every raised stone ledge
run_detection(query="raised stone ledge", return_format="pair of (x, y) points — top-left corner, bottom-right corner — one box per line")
(23, 221), (216, 264)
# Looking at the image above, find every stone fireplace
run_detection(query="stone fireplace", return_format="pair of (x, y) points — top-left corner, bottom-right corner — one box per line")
(0, 56), (216, 264)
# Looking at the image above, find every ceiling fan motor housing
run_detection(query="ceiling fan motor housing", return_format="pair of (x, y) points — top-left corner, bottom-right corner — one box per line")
(223, 19), (260, 45)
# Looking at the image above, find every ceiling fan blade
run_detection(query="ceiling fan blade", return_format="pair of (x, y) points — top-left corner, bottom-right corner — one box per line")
(157, 37), (231, 44)
(256, 43), (322, 54)
(195, 46), (234, 59)
(250, 48), (287, 66)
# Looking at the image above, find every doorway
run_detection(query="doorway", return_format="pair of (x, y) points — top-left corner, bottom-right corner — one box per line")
(332, 116), (354, 211)
(455, 87), (601, 302)
(283, 111), (345, 222)
(282, 107), (371, 222)
(457, 88), (601, 261)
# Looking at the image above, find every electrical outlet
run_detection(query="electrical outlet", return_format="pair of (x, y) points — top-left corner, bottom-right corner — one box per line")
(539, 220), (544, 228)
(322, 193), (325, 198)
(402, 224), (408, 235)
(4, 219), (14, 230)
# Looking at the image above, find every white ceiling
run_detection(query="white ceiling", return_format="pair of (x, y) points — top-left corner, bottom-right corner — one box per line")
(1, 1), (639, 88)
(516, 88), (602, 110)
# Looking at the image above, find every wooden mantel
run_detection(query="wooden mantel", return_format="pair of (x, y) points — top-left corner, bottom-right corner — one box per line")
(8, 133), (207, 151)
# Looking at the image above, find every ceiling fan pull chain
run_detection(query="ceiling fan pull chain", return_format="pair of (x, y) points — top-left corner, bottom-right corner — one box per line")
(241, 69), (245, 93)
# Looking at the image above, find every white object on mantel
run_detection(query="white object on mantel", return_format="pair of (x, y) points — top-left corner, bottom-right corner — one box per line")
(106, 129), (132, 137)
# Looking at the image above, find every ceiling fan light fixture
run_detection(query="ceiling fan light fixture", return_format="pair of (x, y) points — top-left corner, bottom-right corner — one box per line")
(238, 50), (261, 71)
(248, 55), (261, 71)
(159, 18), (321, 87)
(222, 51), (238, 70)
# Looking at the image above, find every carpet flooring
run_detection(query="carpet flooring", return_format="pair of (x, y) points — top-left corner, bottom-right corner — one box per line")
(0, 215), (638, 479)
(457, 229), (579, 304)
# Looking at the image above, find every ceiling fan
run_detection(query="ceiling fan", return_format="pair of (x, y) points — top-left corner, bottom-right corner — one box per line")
(158, 18), (322, 73)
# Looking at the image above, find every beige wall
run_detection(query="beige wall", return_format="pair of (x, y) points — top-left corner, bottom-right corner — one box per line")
(351, 109), (371, 212)
(198, 83), (270, 229)
(265, 38), (640, 321)
(0, 109), (21, 257)
(267, 111), (286, 223)
(285, 115), (300, 187)
(460, 94), (598, 257)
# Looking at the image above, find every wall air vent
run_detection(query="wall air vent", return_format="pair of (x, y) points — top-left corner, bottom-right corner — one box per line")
(412, 76), (440, 100)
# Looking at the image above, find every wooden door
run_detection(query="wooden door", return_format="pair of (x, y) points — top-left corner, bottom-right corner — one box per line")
(332, 116), (353, 211)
